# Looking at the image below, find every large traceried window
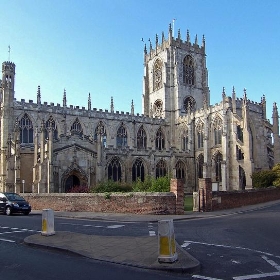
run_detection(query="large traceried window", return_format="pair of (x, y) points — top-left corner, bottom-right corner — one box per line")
(108, 157), (122, 182)
(94, 122), (107, 147)
(137, 126), (147, 150)
(197, 122), (204, 149)
(116, 124), (127, 147)
(153, 59), (163, 91)
(183, 55), (194, 85)
(45, 117), (58, 140)
(213, 117), (222, 145)
(156, 159), (167, 178)
(155, 127), (165, 150)
(183, 96), (196, 113)
(19, 114), (33, 144)
(132, 158), (145, 182)
(175, 160), (185, 180)
(71, 118), (83, 137)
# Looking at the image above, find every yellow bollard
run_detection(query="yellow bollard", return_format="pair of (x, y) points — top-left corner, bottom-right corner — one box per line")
(158, 219), (178, 263)
(41, 209), (55, 236)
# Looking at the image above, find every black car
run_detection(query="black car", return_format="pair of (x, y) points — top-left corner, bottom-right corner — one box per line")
(0, 192), (31, 215)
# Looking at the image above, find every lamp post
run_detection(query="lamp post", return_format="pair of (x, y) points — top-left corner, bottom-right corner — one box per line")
(22, 180), (25, 193)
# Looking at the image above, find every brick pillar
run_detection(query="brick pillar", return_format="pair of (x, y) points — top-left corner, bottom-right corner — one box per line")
(199, 178), (212, 212)
(170, 179), (184, 214)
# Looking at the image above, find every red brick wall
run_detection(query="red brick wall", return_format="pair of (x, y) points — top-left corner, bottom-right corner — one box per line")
(170, 179), (184, 214)
(22, 192), (177, 214)
(212, 187), (280, 211)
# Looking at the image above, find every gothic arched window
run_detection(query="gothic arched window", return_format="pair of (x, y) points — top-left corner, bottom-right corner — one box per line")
(132, 158), (145, 182)
(237, 125), (243, 142)
(94, 122), (107, 147)
(181, 129), (188, 151)
(183, 96), (196, 113)
(183, 55), (194, 85)
(137, 126), (147, 150)
(19, 114), (33, 144)
(153, 99), (163, 117)
(214, 152), (223, 182)
(153, 59), (163, 91)
(71, 118), (83, 137)
(197, 122), (204, 149)
(236, 145), (244, 160)
(155, 127), (165, 150)
(116, 124), (127, 147)
(213, 117), (222, 145)
(108, 157), (122, 182)
(156, 159), (167, 178)
(175, 160), (185, 180)
(197, 154), (204, 178)
(45, 117), (58, 140)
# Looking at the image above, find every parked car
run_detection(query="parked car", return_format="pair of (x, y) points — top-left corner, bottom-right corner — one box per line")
(0, 192), (31, 215)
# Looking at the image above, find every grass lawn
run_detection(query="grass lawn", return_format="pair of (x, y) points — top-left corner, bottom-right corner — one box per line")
(184, 195), (193, 211)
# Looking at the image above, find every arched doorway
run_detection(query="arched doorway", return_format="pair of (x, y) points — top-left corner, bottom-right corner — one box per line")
(65, 175), (80, 192)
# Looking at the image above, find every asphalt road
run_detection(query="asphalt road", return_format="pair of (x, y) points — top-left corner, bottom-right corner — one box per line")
(0, 202), (280, 280)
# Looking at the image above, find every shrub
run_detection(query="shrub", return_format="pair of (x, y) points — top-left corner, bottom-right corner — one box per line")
(91, 180), (133, 193)
(67, 185), (89, 193)
(252, 170), (277, 188)
(272, 163), (280, 187)
(132, 175), (170, 192)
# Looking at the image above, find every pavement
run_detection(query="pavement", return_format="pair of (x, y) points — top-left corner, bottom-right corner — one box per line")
(24, 199), (280, 274)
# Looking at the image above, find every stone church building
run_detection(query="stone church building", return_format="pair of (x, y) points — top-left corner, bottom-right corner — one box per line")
(1, 25), (280, 194)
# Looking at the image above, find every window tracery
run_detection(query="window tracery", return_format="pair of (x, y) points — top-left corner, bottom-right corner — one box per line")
(153, 59), (163, 91)
(19, 114), (33, 144)
(183, 96), (196, 113)
(155, 127), (165, 150)
(132, 158), (145, 182)
(213, 117), (222, 145)
(156, 159), (167, 178)
(116, 124), (127, 147)
(108, 157), (122, 182)
(137, 126), (147, 150)
(153, 99), (163, 117)
(183, 55), (194, 85)
(71, 118), (83, 137)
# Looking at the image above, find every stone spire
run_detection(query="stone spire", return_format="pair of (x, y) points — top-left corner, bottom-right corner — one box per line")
(37, 85), (41, 105)
(261, 94), (266, 119)
(131, 100), (134, 115)
(88, 92), (91, 111)
(110, 96), (114, 113)
(186, 30), (190, 43)
(232, 86), (236, 114)
(63, 88), (67, 108)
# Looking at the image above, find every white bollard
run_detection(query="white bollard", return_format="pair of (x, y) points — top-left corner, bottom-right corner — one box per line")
(41, 209), (55, 236)
(158, 219), (178, 263)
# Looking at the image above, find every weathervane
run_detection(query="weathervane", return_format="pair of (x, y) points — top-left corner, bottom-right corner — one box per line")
(8, 45), (11, 61)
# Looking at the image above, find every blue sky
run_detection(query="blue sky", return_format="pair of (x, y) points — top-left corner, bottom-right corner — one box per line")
(1, 0), (280, 121)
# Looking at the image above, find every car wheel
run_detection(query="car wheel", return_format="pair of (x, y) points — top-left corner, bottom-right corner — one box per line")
(5, 207), (12, 216)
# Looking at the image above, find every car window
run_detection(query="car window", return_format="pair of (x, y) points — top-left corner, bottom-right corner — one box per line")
(5, 193), (25, 201)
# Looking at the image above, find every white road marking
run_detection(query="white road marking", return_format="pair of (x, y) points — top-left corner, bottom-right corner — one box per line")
(11, 228), (18, 230)
(182, 240), (280, 259)
(193, 275), (223, 280)
(0, 238), (15, 243)
(149, 231), (156, 236)
(107, 225), (125, 229)
(181, 242), (190, 248)
(233, 272), (280, 279)
(262, 255), (280, 271)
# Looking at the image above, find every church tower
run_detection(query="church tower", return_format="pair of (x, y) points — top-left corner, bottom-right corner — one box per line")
(142, 25), (210, 122)
(0, 61), (16, 191)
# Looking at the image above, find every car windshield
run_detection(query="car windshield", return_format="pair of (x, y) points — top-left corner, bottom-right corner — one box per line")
(5, 193), (25, 201)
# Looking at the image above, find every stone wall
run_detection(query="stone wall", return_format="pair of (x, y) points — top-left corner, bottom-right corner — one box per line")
(22, 192), (177, 214)
(212, 187), (280, 211)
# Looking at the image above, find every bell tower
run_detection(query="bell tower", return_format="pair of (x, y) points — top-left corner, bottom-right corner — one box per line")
(0, 61), (16, 191)
(142, 25), (210, 122)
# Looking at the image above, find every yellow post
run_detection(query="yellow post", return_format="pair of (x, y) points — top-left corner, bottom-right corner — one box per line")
(41, 209), (55, 236)
(158, 219), (178, 263)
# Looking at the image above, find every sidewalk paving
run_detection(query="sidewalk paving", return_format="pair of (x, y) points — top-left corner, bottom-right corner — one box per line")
(24, 199), (280, 273)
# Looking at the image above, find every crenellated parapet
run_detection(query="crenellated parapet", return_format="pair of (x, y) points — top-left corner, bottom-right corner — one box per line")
(144, 25), (206, 63)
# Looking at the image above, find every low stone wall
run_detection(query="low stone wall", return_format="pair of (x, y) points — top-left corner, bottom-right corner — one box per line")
(22, 192), (177, 215)
(212, 187), (280, 211)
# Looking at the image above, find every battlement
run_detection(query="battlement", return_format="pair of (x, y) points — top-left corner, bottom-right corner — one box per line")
(13, 98), (164, 124)
(2, 61), (15, 74)
(144, 25), (205, 62)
